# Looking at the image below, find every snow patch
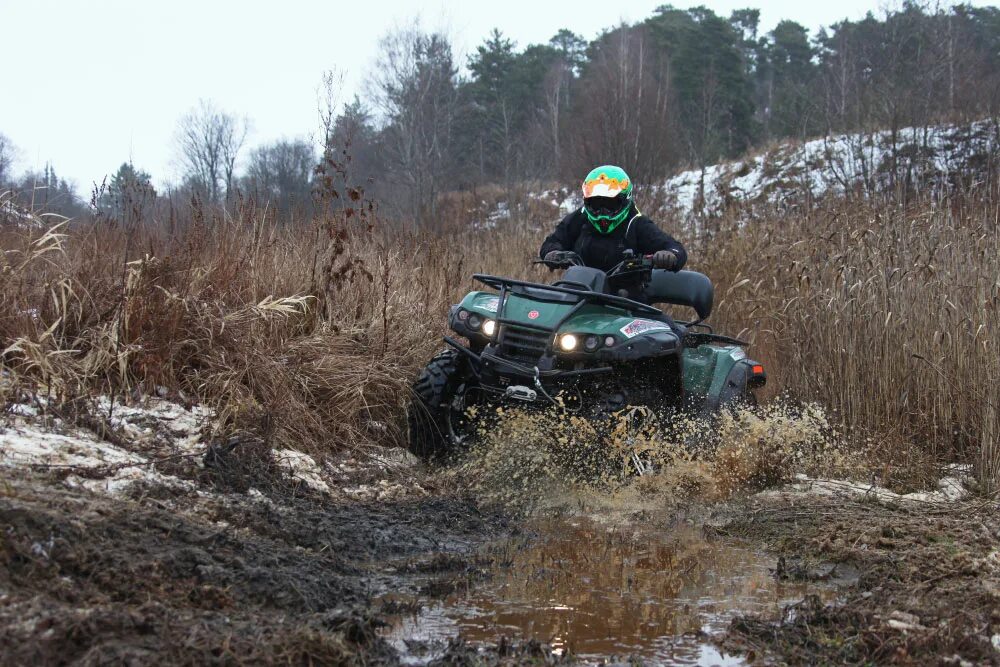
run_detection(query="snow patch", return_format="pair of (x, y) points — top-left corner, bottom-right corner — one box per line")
(342, 478), (428, 501)
(662, 120), (999, 217)
(495, 120), (999, 225)
(94, 396), (211, 457)
(273, 448), (330, 494)
(0, 199), (40, 228)
(757, 467), (973, 505)
(0, 397), (210, 497)
(529, 187), (580, 217)
(2, 396), (431, 501)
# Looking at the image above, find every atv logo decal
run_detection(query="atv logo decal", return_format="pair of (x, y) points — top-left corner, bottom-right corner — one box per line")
(527, 310), (540, 320)
(480, 297), (499, 313)
(619, 319), (671, 338)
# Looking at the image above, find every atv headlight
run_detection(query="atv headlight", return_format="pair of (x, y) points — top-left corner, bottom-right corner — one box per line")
(467, 314), (482, 330)
(584, 335), (601, 352)
(558, 334), (578, 351)
(482, 319), (496, 337)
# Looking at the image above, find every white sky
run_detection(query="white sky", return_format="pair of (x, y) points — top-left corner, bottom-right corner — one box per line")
(2, 0), (993, 194)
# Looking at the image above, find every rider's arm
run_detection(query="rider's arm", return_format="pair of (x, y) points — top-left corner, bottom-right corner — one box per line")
(634, 217), (687, 271)
(539, 210), (581, 259)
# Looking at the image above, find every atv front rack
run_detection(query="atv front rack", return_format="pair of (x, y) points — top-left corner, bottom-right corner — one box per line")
(436, 274), (677, 401)
(471, 273), (672, 364)
(472, 274), (664, 318)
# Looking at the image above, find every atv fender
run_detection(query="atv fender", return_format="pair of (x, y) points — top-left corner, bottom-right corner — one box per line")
(682, 345), (763, 413)
(708, 360), (758, 412)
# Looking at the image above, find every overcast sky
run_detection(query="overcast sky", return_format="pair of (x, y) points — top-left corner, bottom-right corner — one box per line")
(2, 0), (993, 193)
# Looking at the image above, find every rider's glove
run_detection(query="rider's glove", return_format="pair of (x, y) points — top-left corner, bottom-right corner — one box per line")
(543, 250), (576, 269)
(652, 250), (678, 271)
(544, 250), (566, 263)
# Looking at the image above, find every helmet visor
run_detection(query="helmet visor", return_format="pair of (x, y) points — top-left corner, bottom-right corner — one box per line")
(584, 194), (629, 219)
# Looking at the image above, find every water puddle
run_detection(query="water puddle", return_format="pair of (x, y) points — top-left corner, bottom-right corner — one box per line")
(380, 516), (848, 665)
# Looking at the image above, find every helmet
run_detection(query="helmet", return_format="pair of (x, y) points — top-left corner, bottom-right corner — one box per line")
(581, 165), (633, 234)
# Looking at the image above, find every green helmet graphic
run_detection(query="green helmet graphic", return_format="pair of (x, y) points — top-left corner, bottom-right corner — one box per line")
(581, 165), (633, 234)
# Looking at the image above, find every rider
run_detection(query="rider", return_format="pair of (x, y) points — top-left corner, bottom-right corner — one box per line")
(540, 165), (686, 273)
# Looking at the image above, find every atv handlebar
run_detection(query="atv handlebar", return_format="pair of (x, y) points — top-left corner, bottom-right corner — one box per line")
(606, 251), (654, 278)
(534, 250), (654, 275)
(533, 251), (584, 270)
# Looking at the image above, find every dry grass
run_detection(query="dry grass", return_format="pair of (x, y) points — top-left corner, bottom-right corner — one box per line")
(0, 189), (548, 455)
(678, 187), (1000, 491)
(2, 183), (999, 490)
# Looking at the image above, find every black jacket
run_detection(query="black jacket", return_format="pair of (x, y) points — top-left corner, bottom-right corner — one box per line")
(539, 205), (687, 273)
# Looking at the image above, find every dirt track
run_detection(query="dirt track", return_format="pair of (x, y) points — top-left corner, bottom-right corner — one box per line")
(716, 495), (1000, 665)
(3, 403), (999, 665)
(7, 462), (998, 665)
(0, 466), (529, 666)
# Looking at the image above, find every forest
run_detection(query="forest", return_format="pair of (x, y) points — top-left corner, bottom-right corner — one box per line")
(2, 2), (999, 225)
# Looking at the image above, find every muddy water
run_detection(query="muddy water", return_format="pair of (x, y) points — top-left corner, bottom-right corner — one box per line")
(381, 516), (843, 665)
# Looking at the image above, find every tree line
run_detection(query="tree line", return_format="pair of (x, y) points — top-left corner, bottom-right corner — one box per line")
(3, 2), (999, 226)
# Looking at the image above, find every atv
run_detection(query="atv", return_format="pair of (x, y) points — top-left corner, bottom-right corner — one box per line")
(407, 250), (766, 461)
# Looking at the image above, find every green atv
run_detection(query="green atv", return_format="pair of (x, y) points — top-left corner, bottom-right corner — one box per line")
(407, 250), (766, 460)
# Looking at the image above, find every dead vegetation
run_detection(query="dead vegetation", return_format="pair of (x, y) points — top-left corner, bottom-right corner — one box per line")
(688, 185), (1000, 492)
(2, 181), (1000, 491)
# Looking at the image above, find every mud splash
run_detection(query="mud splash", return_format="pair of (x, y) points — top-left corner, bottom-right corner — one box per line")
(452, 401), (857, 513)
(389, 401), (862, 663)
(381, 516), (850, 664)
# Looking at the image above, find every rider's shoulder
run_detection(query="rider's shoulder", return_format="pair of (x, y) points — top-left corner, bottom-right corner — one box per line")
(632, 210), (659, 225)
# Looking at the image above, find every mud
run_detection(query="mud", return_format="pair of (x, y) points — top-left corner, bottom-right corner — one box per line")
(0, 467), (506, 666)
(380, 516), (847, 665)
(715, 495), (1000, 665)
(3, 398), (993, 666)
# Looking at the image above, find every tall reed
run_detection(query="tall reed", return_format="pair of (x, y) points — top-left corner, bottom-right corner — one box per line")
(2, 185), (998, 490)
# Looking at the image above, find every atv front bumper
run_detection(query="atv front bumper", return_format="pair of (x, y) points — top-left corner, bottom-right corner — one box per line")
(442, 329), (683, 411)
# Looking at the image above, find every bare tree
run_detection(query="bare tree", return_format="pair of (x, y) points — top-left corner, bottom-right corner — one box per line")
(570, 25), (676, 182)
(368, 24), (461, 226)
(174, 100), (249, 203)
(541, 63), (566, 174)
(243, 139), (316, 219)
(318, 68), (347, 147)
(0, 133), (17, 186)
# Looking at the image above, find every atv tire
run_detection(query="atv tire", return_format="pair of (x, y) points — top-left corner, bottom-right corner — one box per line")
(407, 349), (471, 460)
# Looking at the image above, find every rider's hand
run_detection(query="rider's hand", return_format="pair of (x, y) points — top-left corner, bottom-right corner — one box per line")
(544, 251), (565, 263)
(652, 250), (678, 271)
(543, 250), (576, 269)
